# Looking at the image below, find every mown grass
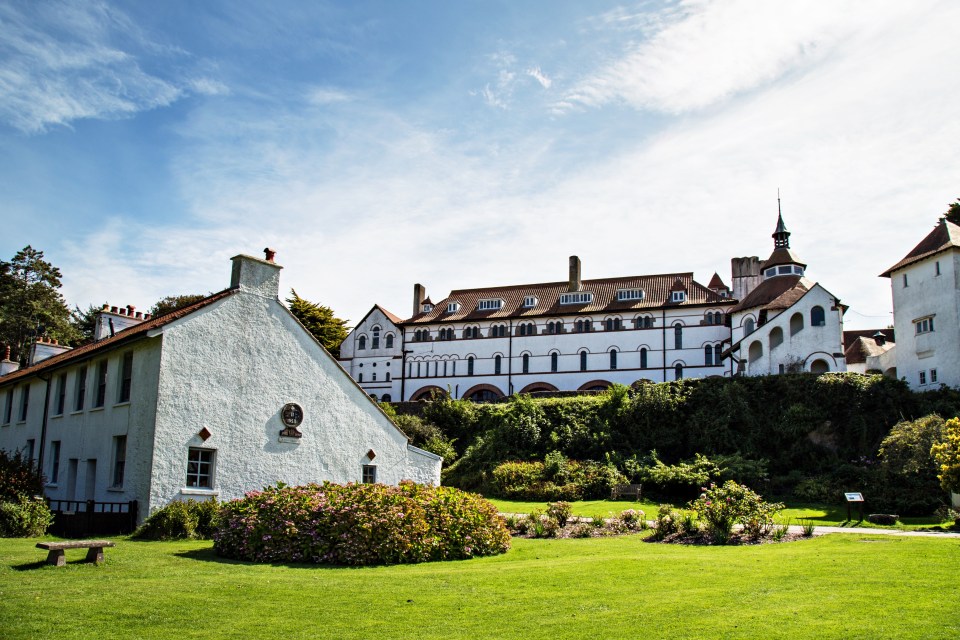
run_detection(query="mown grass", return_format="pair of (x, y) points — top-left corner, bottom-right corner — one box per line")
(489, 498), (948, 529)
(1, 533), (959, 639)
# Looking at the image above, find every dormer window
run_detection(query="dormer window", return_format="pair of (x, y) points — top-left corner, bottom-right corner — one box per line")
(478, 298), (503, 311)
(671, 290), (686, 303)
(422, 303), (433, 313)
(523, 296), (538, 308)
(447, 302), (460, 313)
(560, 292), (593, 305)
(616, 288), (645, 302)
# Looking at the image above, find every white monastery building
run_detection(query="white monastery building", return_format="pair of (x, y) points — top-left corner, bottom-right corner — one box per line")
(340, 212), (848, 401)
(0, 251), (441, 522)
(881, 218), (960, 390)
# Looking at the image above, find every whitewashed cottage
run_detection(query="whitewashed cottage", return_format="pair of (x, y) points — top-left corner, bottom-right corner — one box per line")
(0, 251), (441, 523)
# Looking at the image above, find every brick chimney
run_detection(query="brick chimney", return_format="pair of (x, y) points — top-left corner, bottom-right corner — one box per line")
(0, 346), (18, 376)
(231, 252), (283, 298)
(568, 256), (582, 292)
(29, 337), (72, 366)
(95, 303), (149, 341)
(413, 283), (426, 316)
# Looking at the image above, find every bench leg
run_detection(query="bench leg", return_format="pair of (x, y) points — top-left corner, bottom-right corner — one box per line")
(85, 547), (105, 564)
(46, 550), (66, 567)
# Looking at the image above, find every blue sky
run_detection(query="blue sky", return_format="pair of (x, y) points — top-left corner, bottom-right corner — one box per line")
(2, 0), (958, 330)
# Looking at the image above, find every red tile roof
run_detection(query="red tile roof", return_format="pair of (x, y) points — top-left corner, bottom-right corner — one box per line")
(0, 288), (237, 386)
(405, 273), (734, 324)
(760, 247), (806, 270)
(881, 219), (960, 277)
(707, 272), (728, 290)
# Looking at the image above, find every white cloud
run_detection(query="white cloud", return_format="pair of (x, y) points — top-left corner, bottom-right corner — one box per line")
(560, 0), (920, 114)
(307, 87), (353, 105)
(0, 0), (224, 133)
(527, 66), (552, 89)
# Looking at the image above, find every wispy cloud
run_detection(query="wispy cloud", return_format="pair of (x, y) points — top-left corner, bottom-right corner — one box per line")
(559, 0), (916, 114)
(0, 0), (223, 133)
(527, 66), (552, 89)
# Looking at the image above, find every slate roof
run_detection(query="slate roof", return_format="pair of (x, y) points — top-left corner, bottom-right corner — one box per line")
(761, 247), (806, 270)
(881, 219), (960, 277)
(843, 334), (895, 365)
(0, 288), (237, 386)
(842, 328), (895, 352)
(728, 275), (813, 314)
(405, 273), (734, 324)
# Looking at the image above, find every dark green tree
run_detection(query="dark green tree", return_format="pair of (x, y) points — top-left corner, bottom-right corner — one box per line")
(0, 246), (79, 365)
(945, 198), (960, 226)
(286, 289), (349, 357)
(71, 303), (106, 344)
(148, 294), (206, 317)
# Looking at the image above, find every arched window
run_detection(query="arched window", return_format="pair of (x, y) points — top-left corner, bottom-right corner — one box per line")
(811, 306), (825, 327)
(714, 344), (722, 365)
(372, 373), (377, 381)
(675, 364), (683, 380)
(358, 335), (367, 350)
(555, 320), (563, 333)
(580, 351), (588, 371)
(358, 373), (363, 382)
(386, 372), (391, 381)
(674, 323), (683, 350)
(704, 345), (713, 366)
(494, 355), (502, 375)
(381, 394), (392, 402)
(744, 318), (755, 335)
(372, 325), (381, 349)
(551, 352), (558, 372)
(522, 353), (530, 374)
(790, 312), (804, 336)
(467, 357), (475, 376)
(640, 348), (648, 369)
(609, 349), (617, 370)
(810, 359), (829, 374)
(385, 334), (394, 349)
(576, 320), (584, 333)
(748, 340), (763, 364)
(769, 326), (784, 350)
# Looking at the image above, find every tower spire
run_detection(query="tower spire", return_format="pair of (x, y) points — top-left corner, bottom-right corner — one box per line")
(773, 191), (790, 248)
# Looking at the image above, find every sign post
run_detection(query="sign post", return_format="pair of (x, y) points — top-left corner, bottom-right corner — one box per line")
(844, 492), (864, 522)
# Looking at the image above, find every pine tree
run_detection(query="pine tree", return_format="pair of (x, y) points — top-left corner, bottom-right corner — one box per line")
(945, 198), (960, 226)
(286, 289), (349, 358)
(0, 246), (79, 365)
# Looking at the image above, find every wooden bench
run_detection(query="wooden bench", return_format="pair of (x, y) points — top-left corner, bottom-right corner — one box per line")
(36, 540), (115, 566)
(610, 483), (643, 500)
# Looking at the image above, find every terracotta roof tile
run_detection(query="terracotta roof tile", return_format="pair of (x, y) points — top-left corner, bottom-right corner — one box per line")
(0, 288), (237, 386)
(405, 273), (734, 324)
(881, 219), (960, 277)
(760, 247), (806, 270)
(707, 272), (728, 290)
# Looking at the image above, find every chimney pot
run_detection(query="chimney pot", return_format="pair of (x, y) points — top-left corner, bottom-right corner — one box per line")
(111, 306), (119, 313)
(135, 312), (142, 319)
(264, 247), (277, 262)
(102, 303), (110, 310)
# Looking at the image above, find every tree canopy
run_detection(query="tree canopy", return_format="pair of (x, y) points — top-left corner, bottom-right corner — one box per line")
(148, 294), (207, 317)
(0, 246), (79, 364)
(945, 198), (960, 226)
(286, 289), (349, 358)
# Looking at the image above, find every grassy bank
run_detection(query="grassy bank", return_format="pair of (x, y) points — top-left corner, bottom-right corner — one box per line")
(1, 533), (958, 639)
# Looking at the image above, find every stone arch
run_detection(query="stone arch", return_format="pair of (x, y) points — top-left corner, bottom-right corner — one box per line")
(519, 382), (559, 394)
(577, 380), (612, 392)
(809, 359), (829, 374)
(748, 340), (763, 364)
(769, 326), (784, 350)
(462, 383), (505, 402)
(410, 386), (448, 401)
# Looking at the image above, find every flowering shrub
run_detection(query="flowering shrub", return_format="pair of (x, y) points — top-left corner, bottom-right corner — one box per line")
(214, 481), (510, 565)
(546, 501), (572, 527)
(652, 504), (680, 541)
(618, 509), (646, 531)
(0, 495), (53, 537)
(689, 481), (784, 543)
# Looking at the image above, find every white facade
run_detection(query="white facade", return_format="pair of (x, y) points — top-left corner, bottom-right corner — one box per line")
(0, 253), (440, 521)
(882, 219), (960, 389)
(340, 213), (848, 397)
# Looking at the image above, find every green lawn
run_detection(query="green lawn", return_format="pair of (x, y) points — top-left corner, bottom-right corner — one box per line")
(2, 534), (959, 639)
(489, 498), (948, 529)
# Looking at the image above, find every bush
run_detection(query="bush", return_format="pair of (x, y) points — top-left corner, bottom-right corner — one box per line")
(689, 481), (784, 543)
(488, 458), (625, 501)
(932, 417), (960, 493)
(214, 481), (510, 565)
(618, 509), (646, 531)
(134, 499), (221, 540)
(546, 501), (572, 527)
(0, 449), (44, 503)
(0, 495), (53, 537)
(652, 504), (680, 541)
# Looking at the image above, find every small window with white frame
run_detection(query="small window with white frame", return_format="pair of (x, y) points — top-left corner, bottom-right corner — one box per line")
(914, 316), (935, 335)
(616, 288), (645, 302)
(930, 369), (938, 384)
(671, 290), (686, 303)
(112, 435), (127, 488)
(186, 448), (215, 488)
(560, 292), (593, 305)
(919, 370), (927, 385)
(447, 302), (460, 313)
(478, 298), (503, 311)
(523, 296), (538, 308)
(362, 464), (377, 484)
